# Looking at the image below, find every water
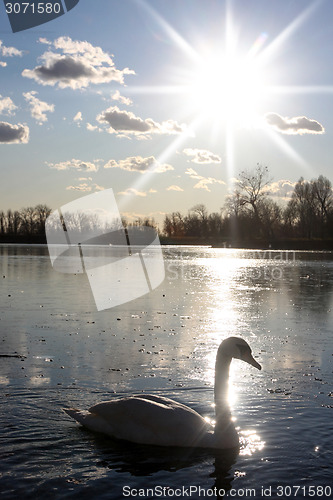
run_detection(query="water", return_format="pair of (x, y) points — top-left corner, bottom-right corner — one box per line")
(0, 245), (332, 499)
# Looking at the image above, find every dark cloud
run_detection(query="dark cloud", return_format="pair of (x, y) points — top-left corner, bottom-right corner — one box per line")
(0, 121), (29, 143)
(98, 107), (152, 133)
(22, 37), (134, 89)
(96, 106), (188, 138)
(34, 56), (93, 81)
(265, 112), (325, 135)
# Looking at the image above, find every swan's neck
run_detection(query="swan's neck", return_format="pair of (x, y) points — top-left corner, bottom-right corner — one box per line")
(214, 354), (231, 419)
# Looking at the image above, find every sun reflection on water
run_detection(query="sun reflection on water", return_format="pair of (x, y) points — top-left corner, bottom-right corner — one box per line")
(239, 429), (265, 456)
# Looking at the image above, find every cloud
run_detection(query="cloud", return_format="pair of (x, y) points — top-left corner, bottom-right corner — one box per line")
(23, 91), (54, 124)
(22, 36), (134, 90)
(0, 40), (23, 58)
(0, 122), (29, 143)
(183, 148), (221, 164)
(266, 179), (296, 200)
(38, 37), (52, 46)
(0, 96), (17, 116)
(265, 112), (325, 135)
(66, 182), (104, 192)
(86, 122), (103, 132)
(117, 188), (149, 197)
(185, 167), (225, 192)
(96, 106), (188, 138)
(47, 158), (99, 172)
(111, 90), (132, 106)
(104, 155), (174, 174)
(73, 111), (82, 122)
(167, 185), (184, 192)
(0, 40), (23, 67)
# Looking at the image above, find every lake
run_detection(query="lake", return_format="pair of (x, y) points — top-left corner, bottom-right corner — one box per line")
(0, 245), (332, 499)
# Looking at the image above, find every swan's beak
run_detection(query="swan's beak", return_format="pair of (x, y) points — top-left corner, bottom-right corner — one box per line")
(244, 352), (262, 370)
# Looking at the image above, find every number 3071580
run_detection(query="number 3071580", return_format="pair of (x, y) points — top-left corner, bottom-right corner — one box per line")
(5, 2), (62, 14)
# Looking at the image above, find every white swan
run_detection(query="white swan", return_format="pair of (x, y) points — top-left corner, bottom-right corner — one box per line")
(64, 336), (261, 449)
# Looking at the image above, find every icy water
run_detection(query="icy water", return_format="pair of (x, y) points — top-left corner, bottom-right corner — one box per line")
(0, 245), (332, 499)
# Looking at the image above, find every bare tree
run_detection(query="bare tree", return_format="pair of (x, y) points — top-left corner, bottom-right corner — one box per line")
(228, 164), (272, 238)
(20, 207), (37, 235)
(163, 212), (185, 238)
(257, 198), (282, 239)
(237, 164), (271, 219)
(190, 204), (208, 222)
(285, 177), (316, 238)
(0, 211), (5, 235)
(312, 175), (333, 226)
(35, 204), (52, 234)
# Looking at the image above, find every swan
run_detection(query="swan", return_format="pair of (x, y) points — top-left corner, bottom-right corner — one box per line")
(64, 336), (261, 449)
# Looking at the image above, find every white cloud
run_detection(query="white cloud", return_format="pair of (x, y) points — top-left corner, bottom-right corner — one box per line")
(0, 40), (23, 58)
(0, 122), (29, 143)
(38, 37), (52, 45)
(185, 167), (225, 192)
(167, 185), (184, 192)
(111, 90), (132, 106)
(0, 96), (17, 116)
(104, 155), (174, 174)
(96, 106), (188, 138)
(117, 188), (148, 197)
(22, 36), (134, 90)
(266, 179), (296, 200)
(47, 158), (99, 172)
(23, 91), (54, 124)
(73, 111), (82, 122)
(66, 182), (104, 192)
(265, 112), (325, 135)
(86, 122), (103, 132)
(0, 40), (23, 67)
(183, 148), (221, 164)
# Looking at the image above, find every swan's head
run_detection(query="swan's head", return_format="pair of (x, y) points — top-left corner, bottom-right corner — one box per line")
(218, 337), (261, 370)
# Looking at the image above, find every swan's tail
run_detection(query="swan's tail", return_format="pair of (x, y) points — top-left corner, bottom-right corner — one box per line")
(63, 408), (115, 435)
(63, 408), (90, 425)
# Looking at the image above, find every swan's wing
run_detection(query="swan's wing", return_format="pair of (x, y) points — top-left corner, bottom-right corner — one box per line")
(88, 396), (212, 447)
(131, 394), (199, 411)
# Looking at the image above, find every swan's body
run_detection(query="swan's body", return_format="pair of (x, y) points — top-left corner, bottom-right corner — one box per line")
(64, 337), (261, 449)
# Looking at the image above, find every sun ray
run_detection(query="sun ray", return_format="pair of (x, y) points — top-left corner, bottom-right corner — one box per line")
(116, 116), (202, 212)
(225, 122), (235, 182)
(262, 125), (315, 176)
(258, 0), (324, 65)
(268, 85), (333, 95)
(134, 0), (200, 63)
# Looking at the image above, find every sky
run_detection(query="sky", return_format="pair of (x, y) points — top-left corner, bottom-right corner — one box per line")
(0, 0), (333, 226)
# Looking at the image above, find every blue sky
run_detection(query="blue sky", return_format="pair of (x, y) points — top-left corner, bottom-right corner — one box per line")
(0, 0), (333, 225)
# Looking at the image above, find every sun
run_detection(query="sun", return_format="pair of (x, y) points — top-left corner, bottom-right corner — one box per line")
(186, 51), (268, 127)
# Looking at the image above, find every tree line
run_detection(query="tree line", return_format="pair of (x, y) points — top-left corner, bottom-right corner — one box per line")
(0, 205), (155, 243)
(0, 204), (51, 242)
(162, 165), (333, 248)
(1, 166), (333, 248)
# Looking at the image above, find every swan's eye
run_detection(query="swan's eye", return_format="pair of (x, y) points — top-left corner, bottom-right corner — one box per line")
(237, 344), (251, 358)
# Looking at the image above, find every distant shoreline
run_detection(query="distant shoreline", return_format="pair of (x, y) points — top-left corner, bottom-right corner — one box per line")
(1, 235), (333, 251)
